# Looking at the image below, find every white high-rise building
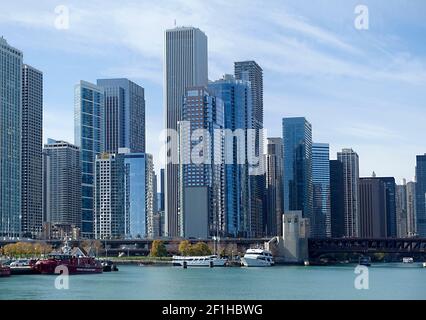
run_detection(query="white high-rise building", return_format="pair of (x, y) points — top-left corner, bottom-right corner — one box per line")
(337, 149), (360, 238)
(164, 27), (208, 237)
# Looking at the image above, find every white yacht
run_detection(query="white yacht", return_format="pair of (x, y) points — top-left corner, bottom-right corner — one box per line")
(403, 257), (414, 264)
(172, 255), (228, 267)
(241, 248), (274, 267)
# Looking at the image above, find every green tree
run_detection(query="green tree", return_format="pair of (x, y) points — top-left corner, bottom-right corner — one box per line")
(150, 240), (168, 257)
(189, 242), (212, 256)
(178, 240), (191, 256)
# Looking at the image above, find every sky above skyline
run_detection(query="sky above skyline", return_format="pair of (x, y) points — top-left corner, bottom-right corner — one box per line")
(1, 0), (425, 182)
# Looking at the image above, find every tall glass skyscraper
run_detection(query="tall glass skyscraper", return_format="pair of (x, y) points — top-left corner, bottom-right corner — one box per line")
(265, 138), (284, 237)
(74, 81), (104, 238)
(416, 154), (426, 237)
(330, 160), (345, 238)
(94, 150), (155, 239)
(282, 117), (313, 232)
(208, 75), (253, 237)
(164, 27), (208, 237)
(0, 37), (23, 238)
(312, 143), (331, 238)
(337, 149), (360, 238)
(97, 78), (145, 153)
(235, 61), (264, 238)
(21, 64), (43, 238)
(178, 87), (224, 238)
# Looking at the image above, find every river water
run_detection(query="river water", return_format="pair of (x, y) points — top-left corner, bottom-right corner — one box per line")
(1, 264), (425, 300)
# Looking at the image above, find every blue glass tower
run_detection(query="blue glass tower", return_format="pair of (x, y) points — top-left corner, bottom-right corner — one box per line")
(74, 81), (104, 238)
(209, 75), (253, 237)
(416, 154), (426, 237)
(312, 143), (331, 238)
(96, 78), (145, 153)
(282, 117), (313, 227)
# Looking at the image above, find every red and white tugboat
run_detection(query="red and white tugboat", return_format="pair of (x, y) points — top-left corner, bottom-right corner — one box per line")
(0, 263), (11, 277)
(35, 239), (102, 275)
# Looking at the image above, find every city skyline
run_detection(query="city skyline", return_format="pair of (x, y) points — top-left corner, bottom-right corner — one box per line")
(0, 1), (425, 182)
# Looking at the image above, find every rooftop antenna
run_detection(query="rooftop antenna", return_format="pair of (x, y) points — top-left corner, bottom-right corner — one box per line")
(174, 19), (177, 27)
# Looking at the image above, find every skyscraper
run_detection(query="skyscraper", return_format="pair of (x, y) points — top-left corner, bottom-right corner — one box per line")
(415, 154), (426, 237)
(235, 61), (264, 238)
(0, 37), (23, 238)
(94, 150), (155, 239)
(337, 149), (360, 238)
(282, 117), (313, 233)
(164, 27), (208, 237)
(43, 140), (81, 228)
(312, 143), (331, 238)
(370, 176), (396, 238)
(178, 87), (224, 238)
(94, 153), (123, 239)
(74, 81), (104, 238)
(359, 178), (388, 238)
(330, 160), (345, 238)
(21, 64), (43, 238)
(208, 75), (252, 237)
(96, 78), (145, 153)
(396, 181), (408, 238)
(264, 138), (284, 237)
(406, 181), (417, 237)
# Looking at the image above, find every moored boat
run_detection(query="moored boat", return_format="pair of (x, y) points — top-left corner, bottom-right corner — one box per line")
(101, 260), (119, 272)
(403, 257), (414, 264)
(34, 240), (102, 275)
(359, 256), (371, 267)
(10, 259), (39, 275)
(241, 248), (274, 267)
(0, 264), (11, 277)
(172, 255), (228, 267)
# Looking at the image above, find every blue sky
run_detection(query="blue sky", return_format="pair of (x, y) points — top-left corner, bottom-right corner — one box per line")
(1, 0), (425, 182)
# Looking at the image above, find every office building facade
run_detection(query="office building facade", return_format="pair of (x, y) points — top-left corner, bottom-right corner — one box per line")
(178, 87), (224, 238)
(208, 75), (252, 237)
(235, 61), (264, 238)
(359, 178), (388, 238)
(164, 27), (208, 237)
(0, 37), (23, 238)
(21, 64), (43, 237)
(416, 155), (426, 237)
(97, 78), (145, 153)
(330, 160), (345, 238)
(43, 140), (81, 228)
(312, 143), (331, 238)
(74, 81), (104, 238)
(94, 150), (155, 239)
(337, 149), (360, 237)
(282, 117), (313, 234)
(406, 181), (417, 237)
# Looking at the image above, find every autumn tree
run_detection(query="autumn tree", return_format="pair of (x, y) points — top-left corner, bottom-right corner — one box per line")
(150, 240), (168, 257)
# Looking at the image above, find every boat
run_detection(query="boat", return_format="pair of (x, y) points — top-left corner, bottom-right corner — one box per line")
(9, 259), (39, 275)
(172, 255), (228, 267)
(403, 257), (414, 264)
(34, 239), (103, 275)
(359, 256), (371, 267)
(0, 264), (11, 277)
(100, 260), (119, 272)
(241, 248), (274, 267)
(423, 262), (426, 268)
